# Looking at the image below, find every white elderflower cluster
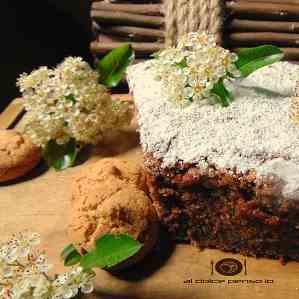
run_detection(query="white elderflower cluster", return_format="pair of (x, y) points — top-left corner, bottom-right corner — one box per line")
(17, 57), (132, 147)
(147, 32), (240, 106)
(0, 232), (95, 299)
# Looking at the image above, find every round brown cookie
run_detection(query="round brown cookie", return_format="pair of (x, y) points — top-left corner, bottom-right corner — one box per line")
(71, 158), (146, 210)
(69, 187), (158, 271)
(70, 158), (158, 270)
(0, 130), (41, 182)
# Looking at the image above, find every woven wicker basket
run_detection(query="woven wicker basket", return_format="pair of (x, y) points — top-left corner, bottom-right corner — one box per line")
(90, 0), (299, 69)
(91, 0), (163, 64)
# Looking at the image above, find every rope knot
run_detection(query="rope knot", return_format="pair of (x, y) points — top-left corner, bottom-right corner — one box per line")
(164, 0), (223, 47)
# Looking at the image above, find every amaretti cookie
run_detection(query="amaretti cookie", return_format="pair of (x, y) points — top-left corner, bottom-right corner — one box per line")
(71, 158), (146, 209)
(69, 158), (158, 270)
(0, 130), (41, 182)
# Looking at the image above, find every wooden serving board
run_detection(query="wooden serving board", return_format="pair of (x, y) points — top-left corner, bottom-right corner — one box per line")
(1, 97), (299, 299)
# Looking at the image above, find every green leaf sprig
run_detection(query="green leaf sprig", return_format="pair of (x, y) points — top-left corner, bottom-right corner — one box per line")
(43, 139), (79, 171)
(211, 45), (284, 107)
(61, 234), (143, 270)
(97, 43), (135, 88)
(235, 45), (284, 77)
(61, 244), (82, 267)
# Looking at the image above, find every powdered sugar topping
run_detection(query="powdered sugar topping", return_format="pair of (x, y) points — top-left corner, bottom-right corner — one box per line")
(127, 61), (299, 199)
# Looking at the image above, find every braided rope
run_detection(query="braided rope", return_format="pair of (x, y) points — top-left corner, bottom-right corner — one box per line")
(199, 0), (210, 32)
(177, 0), (190, 38)
(164, 0), (178, 46)
(164, 0), (223, 46)
(189, 0), (201, 32)
(209, 0), (223, 44)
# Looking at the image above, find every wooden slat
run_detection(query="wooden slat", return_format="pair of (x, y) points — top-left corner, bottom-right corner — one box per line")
(230, 0), (299, 4)
(99, 25), (165, 42)
(90, 41), (164, 56)
(229, 19), (299, 33)
(91, 2), (164, 16)
(0, 98), (24, 130)
(91, 10), (164, 28)
(228, 32), (299, 46)
(227, 1), (299, 20)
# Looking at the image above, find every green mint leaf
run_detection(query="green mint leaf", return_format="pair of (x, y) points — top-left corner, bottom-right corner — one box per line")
(97, 44), (135, 88)
(176, 58), (187, 69)
(64, 94), (76, 104)
(61, 244), (82, 266)
(43, 139), (78, 171)
(235, 45), (284, 77)
(211, 78), (233, 107)
(80, 234), (143, 270)
(79, 251), (99, 270)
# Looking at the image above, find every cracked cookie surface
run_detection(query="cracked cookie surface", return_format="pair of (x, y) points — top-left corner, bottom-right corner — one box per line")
(0, 130), (41, 182)
(71, 158), (146, 210)
(69, 158), (158, 269)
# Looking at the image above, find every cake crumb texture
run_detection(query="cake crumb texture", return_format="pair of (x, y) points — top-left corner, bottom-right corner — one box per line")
(144, 154), (299, 262)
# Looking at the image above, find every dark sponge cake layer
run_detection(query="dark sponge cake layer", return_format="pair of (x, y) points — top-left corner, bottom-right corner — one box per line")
(144, 153), (299, 262)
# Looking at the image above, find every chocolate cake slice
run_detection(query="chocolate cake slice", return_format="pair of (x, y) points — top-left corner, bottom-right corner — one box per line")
(127, 61), (299, 262)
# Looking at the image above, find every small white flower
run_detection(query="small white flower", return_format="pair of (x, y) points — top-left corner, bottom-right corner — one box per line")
(54, 274), (69, 286)
(6, 245), (18, 263)
(0, 246), (9, 260)
(34, 255), (52, 273)
(62, 287), (76, 299)
(0, 232), (95, 299)
(2, 266), (13, 278)
(149, 31), (239, 107)
(183, 86), (194, 99)
(32, 275), (51, 298)
(80, 282), (94, 294)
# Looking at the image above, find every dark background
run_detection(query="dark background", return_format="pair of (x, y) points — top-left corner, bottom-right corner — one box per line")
(0, 0), (92, 112)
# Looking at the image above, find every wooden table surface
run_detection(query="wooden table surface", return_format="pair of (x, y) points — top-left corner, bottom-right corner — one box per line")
(1, 98), (299, 299)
